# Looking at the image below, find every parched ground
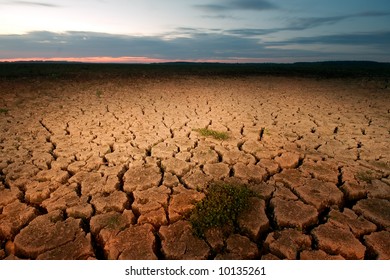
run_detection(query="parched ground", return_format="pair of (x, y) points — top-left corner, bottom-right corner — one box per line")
(0, 74), (389, 260)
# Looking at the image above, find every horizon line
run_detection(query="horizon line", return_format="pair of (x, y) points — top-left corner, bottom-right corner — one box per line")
(1, 56), (388, 65)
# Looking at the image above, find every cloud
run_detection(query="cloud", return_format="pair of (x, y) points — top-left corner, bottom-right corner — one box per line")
(358, 11), (390, 17)
(201, 14), (240, 20)
(1, 29), (389, 63)
(2, 1), (61, 7)
(223, 11), (390, 38)
(231, 0), (277, 10)
(273, 31), (390, 46)
(226, 28), (278, 36)
(195, 0), (278, 12)
(0, 30), (306, 61)
(290, 11), (390, 30)
(195, 4), (228, 12)
(289, 16), (349, 30)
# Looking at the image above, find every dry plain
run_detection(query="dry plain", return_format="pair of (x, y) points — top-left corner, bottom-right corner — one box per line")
(0, 66), (389, 260)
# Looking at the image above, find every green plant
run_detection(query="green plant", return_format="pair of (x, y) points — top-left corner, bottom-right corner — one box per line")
(371, 161), (389, 169)
(106, 215), (123, 230)
(356, 170), (374, 183)
(194, 128), (229, 140)
(95, 90), (103, 98)
(189, 183), (253, 237)
(0, 108), (9, 114)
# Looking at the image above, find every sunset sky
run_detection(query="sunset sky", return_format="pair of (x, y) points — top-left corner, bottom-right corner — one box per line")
(1, 0), (390, 63)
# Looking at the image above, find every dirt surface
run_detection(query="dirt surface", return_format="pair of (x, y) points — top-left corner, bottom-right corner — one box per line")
(0, 73), (389, 260)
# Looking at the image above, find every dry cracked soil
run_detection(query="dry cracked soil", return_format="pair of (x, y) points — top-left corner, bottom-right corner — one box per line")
(0, 72), (389, 260)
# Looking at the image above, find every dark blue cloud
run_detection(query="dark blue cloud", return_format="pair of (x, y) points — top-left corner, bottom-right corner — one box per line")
(195, 0), (277, 12)
(226, 28), (278, 36)
(224, 11), (390, 38)
(231, 0), (277, 10)
(275, 31), (390, 46)
(201, 14), (240, 20)
(356, 11), (390, 17)
(290, 11), (390, 30)
(3, 1), (60, 8)
(1, 29), (389, 62)
(195, 4), (228, 12)
(0, 31), (267, 59)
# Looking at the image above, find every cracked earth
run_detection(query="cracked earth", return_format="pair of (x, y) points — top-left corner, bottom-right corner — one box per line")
(0, 75), (389, 260)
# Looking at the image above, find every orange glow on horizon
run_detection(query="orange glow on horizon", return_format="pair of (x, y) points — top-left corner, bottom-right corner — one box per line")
(1, 56), (171, 64)
(0, 56), (287, 64)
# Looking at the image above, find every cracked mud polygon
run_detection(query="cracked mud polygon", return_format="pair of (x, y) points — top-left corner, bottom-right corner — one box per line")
(1, 63), (389, 260)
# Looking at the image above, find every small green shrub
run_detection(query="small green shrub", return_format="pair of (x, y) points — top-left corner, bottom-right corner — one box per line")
(356, 170), (374, 183)
(189, 183), (253, 237)
(95, 90), (103, 98)
(0, 108), (9, 114)
(371, 161), (389, 169)
(106, 214), (127, 231)
(194, 128), (229, 140)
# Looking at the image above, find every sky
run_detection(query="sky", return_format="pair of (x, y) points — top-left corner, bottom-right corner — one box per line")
(1, 0), (390, 63)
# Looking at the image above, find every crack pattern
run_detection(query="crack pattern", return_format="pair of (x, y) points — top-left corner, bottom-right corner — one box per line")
(0, 75), (389, 260)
